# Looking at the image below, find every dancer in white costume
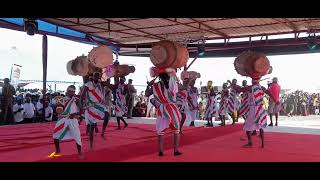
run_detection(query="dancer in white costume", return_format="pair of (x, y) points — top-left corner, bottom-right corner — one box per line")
(114, 77), (128, 129)
(188, 78), (200, 126)
(49, 85), (83, 159)
(204, 90), (219, 127)
(101, 78), (113, 139)
(145, 68), (182, 157)
(81, 72), (106, 150)
(227, 79), (241, 125)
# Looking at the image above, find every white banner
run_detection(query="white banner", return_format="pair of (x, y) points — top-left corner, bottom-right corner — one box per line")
(10, 64), (22, 88)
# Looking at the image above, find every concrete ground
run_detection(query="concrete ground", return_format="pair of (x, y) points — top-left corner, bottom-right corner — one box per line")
(115, 115), (320, 135)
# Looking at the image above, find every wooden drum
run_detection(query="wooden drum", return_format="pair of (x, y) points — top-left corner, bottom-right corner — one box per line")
(150, 40), (189, 69)
(88, 45), (114, 68)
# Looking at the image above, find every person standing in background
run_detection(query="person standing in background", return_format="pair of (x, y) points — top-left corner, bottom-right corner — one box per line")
(13, 99), (24, 124)
(114, 77), (128, 129)
(267, 77), (281, 126)
(44, 101), (53, 122)
(126, 79), (136, 119)
(1, 78), (16, 125)
(23, 97), (35, 123)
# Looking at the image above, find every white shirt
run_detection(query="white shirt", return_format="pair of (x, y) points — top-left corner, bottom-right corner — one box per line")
(45, 106), (53, 121)
(36, 102), (43, 112)
(23, 102), (35, 118)
(13, 104), (24, 122)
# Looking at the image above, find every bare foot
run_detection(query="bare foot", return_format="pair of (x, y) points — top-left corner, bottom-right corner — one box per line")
(101, 134), (106, 140)
(240, 137), (246, 141)
(78, 153), (84, 160)
(242, 143), (253, 148)
(174, 151), (183, 156)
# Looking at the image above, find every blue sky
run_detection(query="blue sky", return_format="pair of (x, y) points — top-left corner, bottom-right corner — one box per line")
(1, 28), (320, 93)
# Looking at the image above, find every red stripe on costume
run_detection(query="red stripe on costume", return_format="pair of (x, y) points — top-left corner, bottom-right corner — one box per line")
(157, 109), (162, 117)
(254, 92), (264, 99)
(255, 104), (263, 117)
(88, 109), (103, 120)
(170, 103), (181, 123)
(153, 84), (167, 104)
(64, 98), (72, 108)
(88, 88), (102, 102)
(259, 115), (267, 125)
(165, 104), (175, 127)
(54, 122), (65, 133)
(228, 101), (234, 110)
(239, 107), (248, 115)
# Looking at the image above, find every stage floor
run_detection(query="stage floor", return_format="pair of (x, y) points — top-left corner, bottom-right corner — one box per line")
(1, 117), (320, 162)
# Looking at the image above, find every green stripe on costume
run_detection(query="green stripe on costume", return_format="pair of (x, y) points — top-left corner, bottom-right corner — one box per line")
(93, 103), (106, 113)
(58, 126), (69, 140)
(62, 98), (74, 115)
(167, 105), (179, 129)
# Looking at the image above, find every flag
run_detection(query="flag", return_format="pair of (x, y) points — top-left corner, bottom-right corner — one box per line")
(10, 64), (22, 88)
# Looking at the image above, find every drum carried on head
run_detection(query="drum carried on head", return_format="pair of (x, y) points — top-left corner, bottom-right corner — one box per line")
(101, 64), (135, 81)
(150, 40), (189, 69)
(66, 55), (90, 77)
(234, 51), (272, 79)
(88, 45), (114, 69)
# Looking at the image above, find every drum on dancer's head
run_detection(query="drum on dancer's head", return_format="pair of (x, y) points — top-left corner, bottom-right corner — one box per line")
(88, 45), (114, 68)
(101, 64), (135, 79)
(66, 60), (76, 76)
(66, 56), (90, 76)
(234, 51), (271, 78)
(150, 40), (189, 69)
(72, 56), (90, 76)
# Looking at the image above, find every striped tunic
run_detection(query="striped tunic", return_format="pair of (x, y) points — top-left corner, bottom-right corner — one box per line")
(115, 84), (127, 117)
(84, 81), (106, 125)
(243, 84), (268, 131)
(239, 92), (249, 119)
(152, 73), (181, 135)
(53, 96), (82, 146)
(204, 94), (219, 119)
(219, 90), (229, 116)
(188, 87), (199, 121)
(176, 89), (190, 113)
(227, 88), (241, 116)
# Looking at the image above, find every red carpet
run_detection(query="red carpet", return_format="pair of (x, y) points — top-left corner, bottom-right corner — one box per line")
(1, 121), (320, 162)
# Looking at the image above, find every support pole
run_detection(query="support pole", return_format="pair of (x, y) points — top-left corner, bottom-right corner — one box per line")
(42, 35), (48, 121)
(186, 57), (198, 71)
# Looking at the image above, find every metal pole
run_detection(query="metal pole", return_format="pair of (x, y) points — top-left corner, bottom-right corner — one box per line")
(186, 57), (198, 71)
(42, 35), (48, 121)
